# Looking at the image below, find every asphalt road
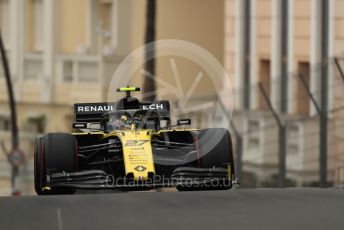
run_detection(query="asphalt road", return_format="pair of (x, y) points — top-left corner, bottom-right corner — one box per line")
(0, 188), (343, 230)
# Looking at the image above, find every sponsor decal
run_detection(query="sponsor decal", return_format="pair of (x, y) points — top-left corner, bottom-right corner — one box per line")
(77, 105), (114, 113)
(125, 140), (149, 147)
(75, 102), (168, 114)
(142, 104), (164, 110)
(134, 165), (147, 172)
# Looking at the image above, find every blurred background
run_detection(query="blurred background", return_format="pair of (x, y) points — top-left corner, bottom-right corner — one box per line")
(0, 0), (344, 195)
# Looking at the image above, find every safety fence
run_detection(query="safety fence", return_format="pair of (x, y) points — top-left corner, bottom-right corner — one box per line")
(176, 54), (344, 188)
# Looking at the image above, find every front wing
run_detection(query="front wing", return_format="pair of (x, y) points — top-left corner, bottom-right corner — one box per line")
(47, 166), (232, 190)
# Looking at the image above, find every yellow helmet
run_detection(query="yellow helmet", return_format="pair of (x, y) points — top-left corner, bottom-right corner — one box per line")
(120, 115), (128, 121)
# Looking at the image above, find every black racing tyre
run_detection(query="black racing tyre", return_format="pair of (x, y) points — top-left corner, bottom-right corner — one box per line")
(34, 137), (44, 195)
(34, 133), (77, 195)
(176, 128), (234, 191)
(198, 128), (234, 169)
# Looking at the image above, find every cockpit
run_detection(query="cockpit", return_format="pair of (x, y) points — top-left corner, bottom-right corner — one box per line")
(100, 110), (161, 132)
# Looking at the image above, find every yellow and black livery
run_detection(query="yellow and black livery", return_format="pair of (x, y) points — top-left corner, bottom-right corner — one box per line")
(34, 87), (235, 195)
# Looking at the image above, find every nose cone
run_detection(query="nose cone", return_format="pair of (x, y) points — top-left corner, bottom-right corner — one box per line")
(119, 131), (156, 180)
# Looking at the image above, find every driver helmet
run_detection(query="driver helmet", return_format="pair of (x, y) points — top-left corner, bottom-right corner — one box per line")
(119, 115), (131, 128)
(111, 114), (131, 129)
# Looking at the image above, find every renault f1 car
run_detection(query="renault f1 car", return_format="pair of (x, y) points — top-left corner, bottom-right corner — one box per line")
(34, 87), (235, 195)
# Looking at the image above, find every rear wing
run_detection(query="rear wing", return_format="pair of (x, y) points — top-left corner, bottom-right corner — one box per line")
(74, 101), (170, 122)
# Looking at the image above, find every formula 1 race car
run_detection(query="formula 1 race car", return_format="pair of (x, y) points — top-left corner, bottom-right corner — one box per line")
(34, 87), (235, 195)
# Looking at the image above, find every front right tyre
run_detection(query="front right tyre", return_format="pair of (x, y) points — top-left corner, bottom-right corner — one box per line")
(34, 133), (77, 195)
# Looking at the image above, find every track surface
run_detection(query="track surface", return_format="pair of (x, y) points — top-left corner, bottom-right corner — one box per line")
(0, 188), (343, 230)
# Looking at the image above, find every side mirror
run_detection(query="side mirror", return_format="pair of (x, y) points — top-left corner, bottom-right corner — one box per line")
(73, 122), (87, 129)
(177, 119), (191, 126)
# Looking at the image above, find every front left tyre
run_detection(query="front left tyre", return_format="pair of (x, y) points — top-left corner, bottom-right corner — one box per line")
(34, 133), (77, 195)
(176, 128), (234, 191)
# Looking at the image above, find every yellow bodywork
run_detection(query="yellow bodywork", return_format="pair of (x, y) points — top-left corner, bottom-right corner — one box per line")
(117, 130), (155, 180)
(73, 128), (200, 181)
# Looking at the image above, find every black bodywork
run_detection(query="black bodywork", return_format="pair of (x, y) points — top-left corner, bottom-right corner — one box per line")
(35, 91), (235, 194)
